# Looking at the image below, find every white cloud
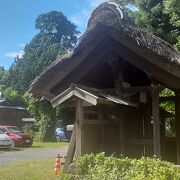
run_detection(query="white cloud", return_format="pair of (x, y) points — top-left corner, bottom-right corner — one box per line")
(6, 50), (24, 58)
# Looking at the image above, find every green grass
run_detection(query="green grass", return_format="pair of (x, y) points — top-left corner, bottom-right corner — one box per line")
(0, 142), (70, 179)
(0, 142), (69, 153)
(31, 142), (69, 149)
(0, 158), (65, 180)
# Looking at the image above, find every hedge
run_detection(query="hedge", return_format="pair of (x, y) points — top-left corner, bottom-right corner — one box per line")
(67, 153), (180, 180)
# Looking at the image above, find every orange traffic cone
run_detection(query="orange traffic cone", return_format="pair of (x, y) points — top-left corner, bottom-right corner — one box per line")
(53, 154), (62, 176)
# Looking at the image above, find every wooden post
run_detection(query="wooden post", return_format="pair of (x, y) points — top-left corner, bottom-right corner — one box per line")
(115, 71), (123, 96)
(63, 126), (76, 172)
(99, 106), (105, 152)
(119, 111), (125, 155)
(161, 118), (166, 159)
(175, 91), (180, 164)
(75, 98), (84, 157)
(152, 85), (161, 157)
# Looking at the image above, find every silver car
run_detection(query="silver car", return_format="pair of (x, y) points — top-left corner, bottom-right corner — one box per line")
(0, 128), (14, 148)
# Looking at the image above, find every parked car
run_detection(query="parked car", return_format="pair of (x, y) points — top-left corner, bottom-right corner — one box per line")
(0, 128), (14, 148)
(55, 127), (71, 142)
(0, 126), (33, 147)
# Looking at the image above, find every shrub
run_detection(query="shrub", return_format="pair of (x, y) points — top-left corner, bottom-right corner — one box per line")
(68, 153), (180, 180)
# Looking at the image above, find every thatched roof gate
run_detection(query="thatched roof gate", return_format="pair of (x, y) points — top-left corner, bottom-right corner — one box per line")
(29, 2), (180, 169)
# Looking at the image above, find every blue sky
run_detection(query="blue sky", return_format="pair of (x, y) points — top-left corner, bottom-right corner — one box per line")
(0, 0), (107, 69)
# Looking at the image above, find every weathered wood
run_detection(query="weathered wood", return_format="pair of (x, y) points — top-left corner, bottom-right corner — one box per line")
(111, 31), (180, 90)
(98, 106), (105, 151)
(85, 109), (98, 115)
(152, 85), (161, 157)
(121, 85), (164, 94)
(51, 86), (98, 108)
(119, 112), (125, 154)
(84, 119), (118, 125)
(126, 138), (153, 145)
(63, 126), (76, 173)
(115, 71), (123, 96)
(161, 118), (166, 159)
(51, 35), (111, 95)
(75, 99), (84, 157)
(175, 91), (180, 164)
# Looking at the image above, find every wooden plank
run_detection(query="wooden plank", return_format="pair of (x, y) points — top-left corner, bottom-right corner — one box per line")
(51, 34), (111, 95)
(161, 117), (166, 159)
(121, 85), (165, 94)
(152, 85), (161, 157)
(75, 99), (84, 157)
(84, 109), (98, 115)
(51, 89), (74, 107)
(126, 138), (153, 145)
(110, 31), (180, 89)
(74, 87), (98, 105)
(115, 71), (123, 96)
(175, 91), (180, 164)
(63, 126), (76, 173)
(84, 119), (118, 125)
(119, 112), (125, 154)
(98, 106), (105, 151)
(51, 86), (98, 108)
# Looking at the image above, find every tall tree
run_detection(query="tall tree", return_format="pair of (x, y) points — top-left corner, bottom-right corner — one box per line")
(8, 11), (79, 93)
(113, 0), (180, 50)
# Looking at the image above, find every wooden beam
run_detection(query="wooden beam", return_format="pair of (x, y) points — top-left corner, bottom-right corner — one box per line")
(63, 126), (76, 173)
(98, 106), (105, 152)
(84, 109), (98, 115)
(84, 119), (118, 125)
(126, 138), (153, 145)
(175, 91), (180, 164)
(51, 35), (111, 96)
(75, 99), (84, 157)
(121, 85), (165, 94)
(119, 112), (125, 155)
(51, 86), (98, 108)
(110, 32), (180, 89)
(152, 85), (161, 157)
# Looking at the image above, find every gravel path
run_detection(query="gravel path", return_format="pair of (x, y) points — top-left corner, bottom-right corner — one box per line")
(0, 146), (68, 167)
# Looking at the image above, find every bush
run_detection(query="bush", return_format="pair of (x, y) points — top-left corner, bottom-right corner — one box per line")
(69, 153), (180, 180)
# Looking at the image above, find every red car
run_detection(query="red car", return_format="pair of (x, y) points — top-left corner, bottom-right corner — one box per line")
(0, 126), (33, 147)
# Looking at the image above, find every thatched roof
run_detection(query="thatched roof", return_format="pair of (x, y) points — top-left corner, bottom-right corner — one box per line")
(29, 2), (180, 100)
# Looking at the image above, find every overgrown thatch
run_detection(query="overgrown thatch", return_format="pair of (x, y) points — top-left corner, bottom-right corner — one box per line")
(29, 2), (180, 99)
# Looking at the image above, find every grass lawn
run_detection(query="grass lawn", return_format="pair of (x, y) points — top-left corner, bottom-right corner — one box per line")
(0, 142), (69, 179)
(0, 158), (65, 180)
(31, 142), (69, 149)
(0, 142), (69, 153)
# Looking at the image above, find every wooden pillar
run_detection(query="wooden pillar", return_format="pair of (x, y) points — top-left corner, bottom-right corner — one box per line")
(161, 118), (166, 159)
(115, 71), (123, 96)
(119, 111), (125, 155)
(175, 91), (180, 164)
(75, 98), (84, 157)
(99, 106), (105, 152)
(63, 126), (76, 172)
(152, 85), (161, 157)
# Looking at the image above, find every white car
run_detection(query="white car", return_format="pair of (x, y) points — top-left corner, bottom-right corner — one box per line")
(0, 128), (14, 148)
